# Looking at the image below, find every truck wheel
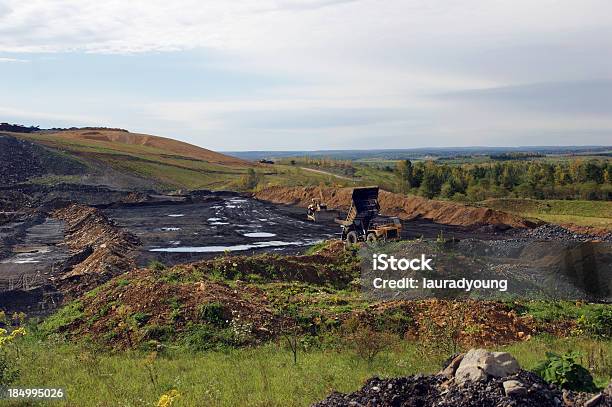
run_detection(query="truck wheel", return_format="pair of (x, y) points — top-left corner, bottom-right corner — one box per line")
(346, 231), (358, 245)
(366, 233), (377, 243)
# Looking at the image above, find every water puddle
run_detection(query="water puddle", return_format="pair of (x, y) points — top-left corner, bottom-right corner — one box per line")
(167, 214), (185, 218)
(210, 222), (230, 225)
(243, 232), (277, 238)
(150, 239), (319, 253)
(6, 257), (40, 264)
(207, 218), (224, 222)
(161, 227), (181, 231)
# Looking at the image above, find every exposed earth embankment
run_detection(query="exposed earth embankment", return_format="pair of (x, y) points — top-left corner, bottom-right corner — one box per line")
(254, 186), (538, 229)
(51, 204), (140, 298)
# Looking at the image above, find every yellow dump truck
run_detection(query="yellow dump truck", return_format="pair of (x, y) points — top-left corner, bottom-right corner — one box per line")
(334, 186), (402, 245)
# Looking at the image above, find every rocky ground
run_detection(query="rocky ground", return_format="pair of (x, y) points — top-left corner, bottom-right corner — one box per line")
(0, 134), (86, 185)
(514, 224), (612, 243)
(314, 349), (612, 407)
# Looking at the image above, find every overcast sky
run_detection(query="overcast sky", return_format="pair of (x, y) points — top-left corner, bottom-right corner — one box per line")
(0, 0), (610, 150)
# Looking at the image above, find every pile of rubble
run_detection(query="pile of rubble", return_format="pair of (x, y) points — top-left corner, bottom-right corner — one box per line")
(515, 224), (612, 242)
(52, 204), (140, 298)
(0, 134), (85, 185)
(314, 349), (611, 407)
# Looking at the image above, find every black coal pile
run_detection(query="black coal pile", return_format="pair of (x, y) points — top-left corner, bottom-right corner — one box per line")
(514, 224), (612, 243)
(314, 349), (611, 407)
(0, 134), (86, 185)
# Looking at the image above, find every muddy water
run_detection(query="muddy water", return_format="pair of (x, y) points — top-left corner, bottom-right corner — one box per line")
(0, 218), (70, 280)
(102, 194), (339, 266)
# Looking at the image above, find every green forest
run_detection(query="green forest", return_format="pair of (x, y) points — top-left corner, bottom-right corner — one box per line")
(394, 159), (612, 201)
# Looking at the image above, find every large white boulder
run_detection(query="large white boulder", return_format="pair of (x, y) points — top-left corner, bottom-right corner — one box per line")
(454, 348), (520, 385)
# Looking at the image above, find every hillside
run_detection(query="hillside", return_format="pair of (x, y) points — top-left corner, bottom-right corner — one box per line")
(3, 128), (255, 190)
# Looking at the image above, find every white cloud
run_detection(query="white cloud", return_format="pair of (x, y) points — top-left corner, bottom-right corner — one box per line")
(0, 105), (105, 125)
(0, 57), (27, 62)
(1, 0), (611, 148)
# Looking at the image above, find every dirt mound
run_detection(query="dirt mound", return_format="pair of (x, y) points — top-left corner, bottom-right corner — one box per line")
(516, 224), (612, 242)
(60, 268), (282, 349)
(362, 299), (568, 346)
(563, 224), (612, 240)
(314, 369), (607, 407)
(48, 245), (360, 347)
(39, 129), (251, 167)
(51, 204), (140, 297)
(254, 186), (537, 229)
(187, 249), (360, 287)
(316, 349), (609, 407)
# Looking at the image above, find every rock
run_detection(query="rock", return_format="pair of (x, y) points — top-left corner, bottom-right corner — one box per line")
(584, 393), (603, 407)
(438, 353), (465, 379)
(455, 348), (520, 385)
(503, 380), (527, 397)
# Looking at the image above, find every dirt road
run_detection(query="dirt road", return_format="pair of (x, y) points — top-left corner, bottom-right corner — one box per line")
(299, 167), (359, 181)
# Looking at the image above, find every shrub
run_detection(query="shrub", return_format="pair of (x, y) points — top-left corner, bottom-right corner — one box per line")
(0, 327), (26, 386)
(197, 302), (228, 327)
(148, 261), (166, 272)
(342, 317), (395, 364)
(576, 308), (612, 339)
(132, 312), (151, 327)
(533, 351), (597, 392)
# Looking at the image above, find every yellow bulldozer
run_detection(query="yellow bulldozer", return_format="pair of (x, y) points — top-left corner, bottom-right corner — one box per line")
(334, 186), (402, 246)
(306, 190), (328, 222)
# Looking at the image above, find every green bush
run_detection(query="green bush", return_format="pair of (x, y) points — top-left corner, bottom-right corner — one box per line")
(577, 308), (612, 339)
(533, 351), (597, 392)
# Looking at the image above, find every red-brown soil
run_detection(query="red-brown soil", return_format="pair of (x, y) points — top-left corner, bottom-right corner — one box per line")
(254, 186), (538, 229)
(18, 129), (251, 167)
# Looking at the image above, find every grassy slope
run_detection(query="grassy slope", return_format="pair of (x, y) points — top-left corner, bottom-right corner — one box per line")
(482, 198), (612, 228)
(18, 242), (610, 406)
(9, 336), (611, 407)
(13, 130), (254, 190)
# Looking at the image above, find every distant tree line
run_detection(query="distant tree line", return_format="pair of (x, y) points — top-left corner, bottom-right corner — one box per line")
(395, 159), (612, 201)
(0, 123), (129, 133)
(0, 123), (40, 133)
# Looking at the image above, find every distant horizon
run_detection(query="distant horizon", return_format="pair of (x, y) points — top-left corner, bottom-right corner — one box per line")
(2, 121), (610, 153)
(224, 145), (612, 153)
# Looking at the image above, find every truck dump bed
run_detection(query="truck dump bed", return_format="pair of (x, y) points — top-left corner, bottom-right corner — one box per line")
(335, 187), (380, 226)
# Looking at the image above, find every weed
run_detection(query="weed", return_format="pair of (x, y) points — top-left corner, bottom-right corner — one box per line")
(40, 301), (84, 334)
(576, 308), (612, 339)
(132, 312), (151, 327)
(533, 351), (598, 392)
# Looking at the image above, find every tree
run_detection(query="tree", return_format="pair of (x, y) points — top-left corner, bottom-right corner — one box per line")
(395, 160), (413, 193)
(238, 169), (262, 190)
